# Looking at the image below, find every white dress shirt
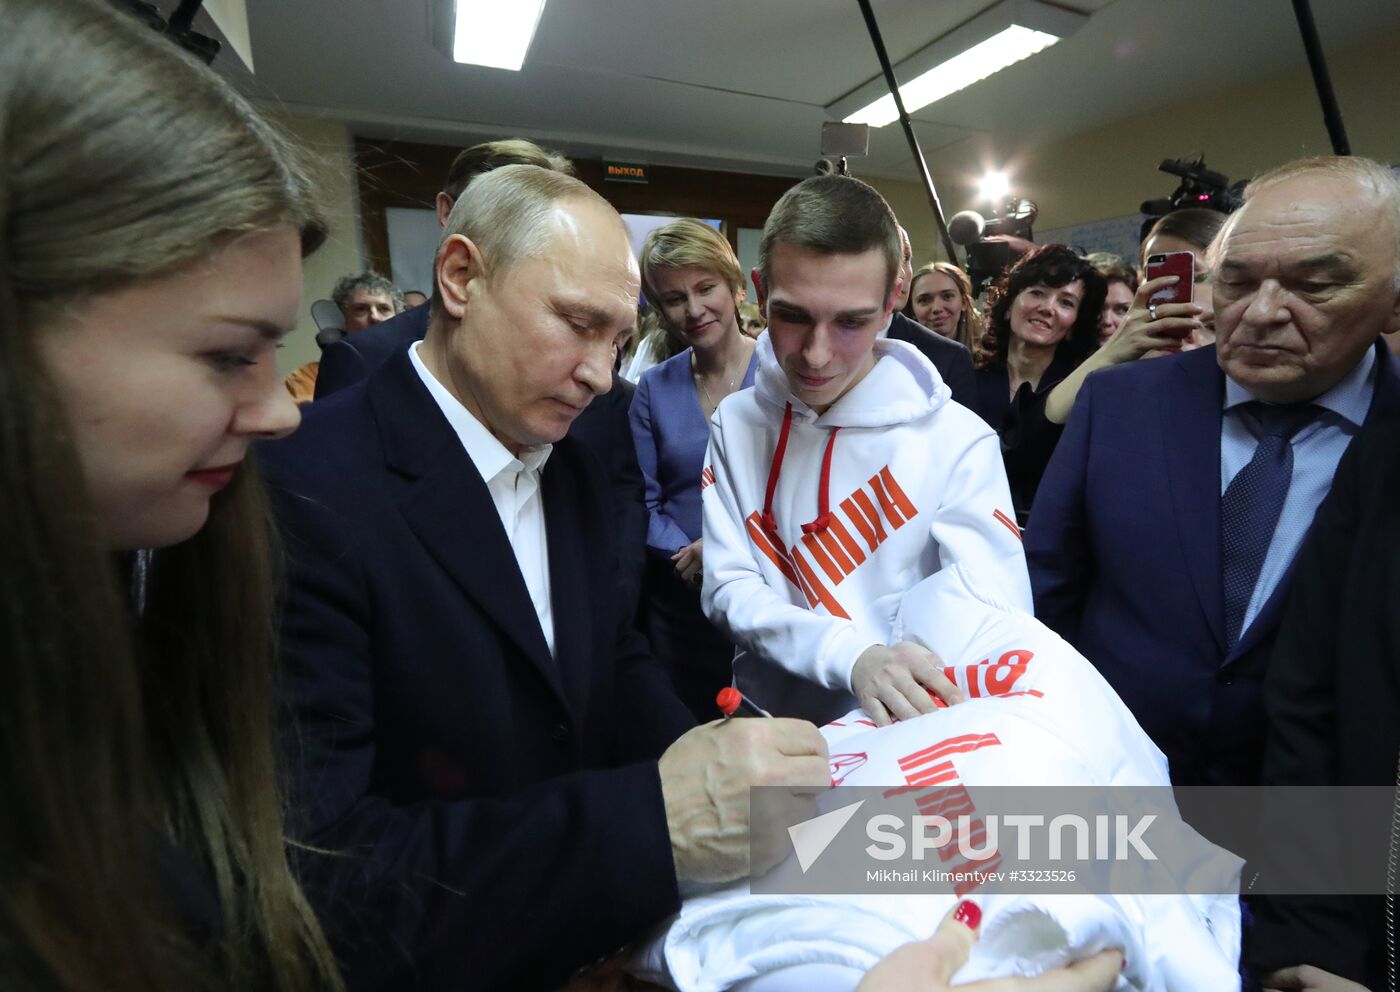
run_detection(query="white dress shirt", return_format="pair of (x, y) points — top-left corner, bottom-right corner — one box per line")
(410, 341), (556, 656)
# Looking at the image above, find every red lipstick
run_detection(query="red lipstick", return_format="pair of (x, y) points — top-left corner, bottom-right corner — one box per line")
(186, 463), (239, 490)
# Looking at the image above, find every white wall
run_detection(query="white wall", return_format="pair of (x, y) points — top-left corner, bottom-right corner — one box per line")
(265, 112), (363, 374)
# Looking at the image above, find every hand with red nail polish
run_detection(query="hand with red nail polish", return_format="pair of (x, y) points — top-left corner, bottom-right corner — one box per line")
(856, 899), (1124, 992)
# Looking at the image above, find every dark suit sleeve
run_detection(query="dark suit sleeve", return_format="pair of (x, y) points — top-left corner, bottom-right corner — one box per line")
(313, 338), (368, 400)
(1245, 433), (1369, 983)
(605, 376), (648, 619)
(942, 343), (978, 412)
(272, 479), (680, 990)
(1023, 369), (1096, 643)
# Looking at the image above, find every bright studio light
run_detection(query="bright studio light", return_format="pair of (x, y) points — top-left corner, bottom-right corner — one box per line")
(843, 26), (1061, 127)
(978, 170), (1011, 202)
(451, 0), (547, 71)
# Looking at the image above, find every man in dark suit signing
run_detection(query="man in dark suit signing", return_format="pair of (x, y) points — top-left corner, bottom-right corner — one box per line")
(313, 139), (648, 615)
(1026, 155), (1400, 788)
(261, 165), (827, 991)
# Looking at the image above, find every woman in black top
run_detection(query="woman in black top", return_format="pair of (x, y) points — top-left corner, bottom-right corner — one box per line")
(973, 245), (1106, 525)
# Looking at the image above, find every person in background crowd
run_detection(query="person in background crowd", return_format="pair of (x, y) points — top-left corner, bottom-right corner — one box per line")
(905, 261), (983, 353)
(1085, 252), (1137, 345)
(630, 219), (755, 719)
(1, 0), (343, 989)
(886, 229), (978, 409)
(702, 174), (1029, 726)
(739, 300), (766, 338)
(284, 270), (404, 403)
(402, 289), (428, 308)
(332, 271), (402, 332)
(1042, 268), (1208, 429)
(1028, 156), (1400, 789)
(1140, 207), (1228, 351)
(261, 165), (828, 990)
(972, 245), (1106, 523)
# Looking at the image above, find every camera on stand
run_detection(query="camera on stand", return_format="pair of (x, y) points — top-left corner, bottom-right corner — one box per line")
(948, 198), (1039, 297)
(1140, 156), (1246, 219)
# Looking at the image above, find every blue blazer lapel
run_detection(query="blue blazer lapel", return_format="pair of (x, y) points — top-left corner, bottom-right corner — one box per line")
(369, 351), (567, 705)
(1161, 348), (1228, 655)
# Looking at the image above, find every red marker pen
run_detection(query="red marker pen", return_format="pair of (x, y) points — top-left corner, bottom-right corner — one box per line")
(716, 686), (772, 719)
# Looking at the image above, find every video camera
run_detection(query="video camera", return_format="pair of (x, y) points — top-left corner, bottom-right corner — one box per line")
(948, 198), (1039, 297)
(1140, 156), (1245, 218)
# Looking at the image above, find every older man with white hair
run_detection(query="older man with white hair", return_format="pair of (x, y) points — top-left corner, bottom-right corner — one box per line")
(1027, 155), (1400, 789)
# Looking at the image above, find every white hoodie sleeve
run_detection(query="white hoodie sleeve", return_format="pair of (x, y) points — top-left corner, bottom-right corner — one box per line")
(701, 411), (879, 692)
(922, 428), (1033, 611)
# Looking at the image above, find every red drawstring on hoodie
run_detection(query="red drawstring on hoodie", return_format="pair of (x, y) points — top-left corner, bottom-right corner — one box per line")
(762, 402), (841, 536)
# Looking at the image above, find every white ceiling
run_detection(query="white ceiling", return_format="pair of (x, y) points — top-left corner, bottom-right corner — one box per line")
(234, 0), (1400, 180)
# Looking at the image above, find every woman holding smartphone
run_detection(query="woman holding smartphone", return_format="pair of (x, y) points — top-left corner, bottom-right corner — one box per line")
(1, 1), (341, 989)
(1040, 210), (1224, 428)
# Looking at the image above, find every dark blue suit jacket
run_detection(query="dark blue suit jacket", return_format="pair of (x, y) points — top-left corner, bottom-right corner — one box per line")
(315, 303), (647, 614)
(887, 312), (977, 411)
(260, 351), (695, 991)
(1026, 342), (1400, 785)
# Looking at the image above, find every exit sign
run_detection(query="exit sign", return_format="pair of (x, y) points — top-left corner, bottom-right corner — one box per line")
(604, 160), (649, 183)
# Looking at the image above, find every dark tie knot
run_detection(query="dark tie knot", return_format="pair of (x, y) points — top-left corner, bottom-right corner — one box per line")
(1243, 401), (1319, 441)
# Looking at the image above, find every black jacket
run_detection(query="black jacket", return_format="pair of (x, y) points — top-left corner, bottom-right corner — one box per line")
(1246, 412), (1400, 990)
(261, 351), (694, 990)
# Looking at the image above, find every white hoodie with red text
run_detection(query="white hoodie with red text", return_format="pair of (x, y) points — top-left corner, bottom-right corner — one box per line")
(701, 331), (1031, 721)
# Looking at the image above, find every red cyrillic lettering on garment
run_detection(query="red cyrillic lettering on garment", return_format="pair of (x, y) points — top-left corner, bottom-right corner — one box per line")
(869, 473), (909, 530)
(898, 732), (1003, 773)
(744, 467), (920, 617)
(829, 752), (868, 785)
(878, 467), (918, 520)
(700, 466), (716, 491)
(745, 511), (850, 619)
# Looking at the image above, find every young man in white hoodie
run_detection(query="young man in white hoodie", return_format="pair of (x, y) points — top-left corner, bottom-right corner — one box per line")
(701, 175), (1032, 726)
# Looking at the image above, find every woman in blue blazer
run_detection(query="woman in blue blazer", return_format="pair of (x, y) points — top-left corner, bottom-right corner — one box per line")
(630, 219), (756, 718)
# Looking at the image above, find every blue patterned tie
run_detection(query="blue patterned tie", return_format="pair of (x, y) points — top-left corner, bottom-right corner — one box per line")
(1221, 402), (1319, 648)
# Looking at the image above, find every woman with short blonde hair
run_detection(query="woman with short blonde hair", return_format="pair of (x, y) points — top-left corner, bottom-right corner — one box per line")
(629, 218), (753, 718)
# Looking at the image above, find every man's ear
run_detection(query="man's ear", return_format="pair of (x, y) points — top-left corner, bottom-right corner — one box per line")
(435, 192), (455, 229)
(886, 278), (905, 315)
(1386, 283), (1400, 337)
(436, 234), (484, 320)
(751, 267), (766, 313)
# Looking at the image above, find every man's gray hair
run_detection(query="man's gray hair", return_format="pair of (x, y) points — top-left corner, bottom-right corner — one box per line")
(757, 175), (902, 299)
(331, 270), (403, 312)
(435, 164), (616, 302)
(1212, 155), (1400, 290)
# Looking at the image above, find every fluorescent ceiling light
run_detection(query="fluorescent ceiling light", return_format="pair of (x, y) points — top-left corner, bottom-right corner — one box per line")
(844, 26), (1058, 126)
(826, 0), (1087, 128)
(443, 0), (547, 71)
